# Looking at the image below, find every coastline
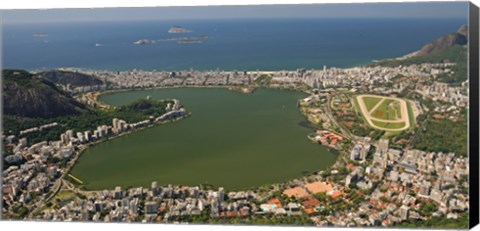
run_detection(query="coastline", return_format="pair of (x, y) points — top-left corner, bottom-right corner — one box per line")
(56, 102), (191, 193)
(1, 13), (471, 226)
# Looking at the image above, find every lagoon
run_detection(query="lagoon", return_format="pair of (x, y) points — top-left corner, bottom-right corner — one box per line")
(70, 88), (337, 190)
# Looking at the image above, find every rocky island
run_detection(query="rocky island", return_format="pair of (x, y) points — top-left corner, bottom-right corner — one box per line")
(133, 39), (156, 45)
(168, 25), (191, 33)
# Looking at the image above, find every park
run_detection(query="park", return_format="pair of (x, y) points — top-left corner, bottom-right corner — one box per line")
(354, 94), (413, 132)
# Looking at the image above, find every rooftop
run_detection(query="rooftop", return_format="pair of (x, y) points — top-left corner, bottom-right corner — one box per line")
(283, 187), (309, 199)
(304, 181), (334, 194)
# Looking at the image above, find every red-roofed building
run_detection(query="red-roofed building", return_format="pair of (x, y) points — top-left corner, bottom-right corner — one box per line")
(330, 191), (343, 199)
(330, 138), (338, 146)
(283, 187), (309, 199)
(302, 196), (321, 208)
(304, 207), (315, 214)
(347, 163), (356, 171)
(304, 181), (334, 194)
(268, 198), (282, 208)
(226, 211), (238, 217)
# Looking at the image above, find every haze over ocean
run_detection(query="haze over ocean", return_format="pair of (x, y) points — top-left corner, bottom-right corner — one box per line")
(3, 18), (467, 71)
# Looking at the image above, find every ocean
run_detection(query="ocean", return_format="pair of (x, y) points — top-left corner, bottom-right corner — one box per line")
(2, 18), (467, 71)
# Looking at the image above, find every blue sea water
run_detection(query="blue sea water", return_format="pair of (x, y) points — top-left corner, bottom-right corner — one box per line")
(2, 18), (467, 71)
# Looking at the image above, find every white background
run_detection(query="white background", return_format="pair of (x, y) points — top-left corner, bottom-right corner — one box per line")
(0, 0), (479, 231)
(0, 0), (475, 10)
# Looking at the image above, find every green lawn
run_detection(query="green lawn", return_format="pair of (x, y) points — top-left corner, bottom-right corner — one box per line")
(355, 95), (413, 132)
(49, 190), (76, 208)
(362, 97), (382, 111)
(392, 102), (402, 120)
(371, 120), (406, 129)
(371, 99), (396, 120)
(407, 101), (416, 129)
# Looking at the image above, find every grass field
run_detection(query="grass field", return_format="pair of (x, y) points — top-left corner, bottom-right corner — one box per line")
(407, 101), (416, 129)
(371, 120), (406, 129)
(371, 99), (401, 120)
(363, 97), (382, 111)
(392, 103), (402, 120)
(352, 96), (370, 125)
(54, 190), (75, 200)
(355, 94), (413, 132)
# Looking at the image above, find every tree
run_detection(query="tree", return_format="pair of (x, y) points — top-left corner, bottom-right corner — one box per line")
(419, 202), (437, 216)
(314, 192), (328, 202)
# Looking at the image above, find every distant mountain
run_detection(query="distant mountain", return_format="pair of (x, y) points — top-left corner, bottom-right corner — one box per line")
(407, 25), (468, 57)
(37, 70), (103, 87)
(373, 24), (469, 84)
(457, 24), (468, 37)
(3, 70), (86, 118)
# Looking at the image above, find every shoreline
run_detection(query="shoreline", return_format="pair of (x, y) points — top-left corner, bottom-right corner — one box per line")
(5, 63), (469, 226)
(60, 112), (192, 193)
(67, 85), (337, 192)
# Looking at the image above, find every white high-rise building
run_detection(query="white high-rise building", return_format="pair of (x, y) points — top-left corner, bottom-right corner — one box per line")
(66, 130), (74, 139)
(145, 201), (158, 215)
(400, 205), (410, 221)
(84, 131), (92, 141)
(218, 187), (225, 203)
(198, 199), (205, 211)
(19, 137), (28, 147)
(60, 133), (69, 144)
(77, 132), (84, 143)
(113, 118), (119, 131)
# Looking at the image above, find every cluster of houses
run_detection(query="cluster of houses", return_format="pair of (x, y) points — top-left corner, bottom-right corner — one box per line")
(416, 81), (468, 108)
(58, 83), (107, 94)
(300, 63), (449, 90)
(2, 100), (187, 218)
(2, 136), (74, 209)
(18, 122), (59, 136)
(79, 69), (255, 89)
(57, 62), (455, 96)
(40, 183), (260, 222)
(313, 130), (344, 149)
(320, 138), (470, 227)
(280, 181), (343, 216)
(349, 137), (372, 161)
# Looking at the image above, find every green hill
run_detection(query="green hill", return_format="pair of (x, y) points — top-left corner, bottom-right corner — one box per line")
(373, 45), (467, 85)
(372, 24), (468, 85)
(3, 70), (87, 118)
(2, 70), (171, 144)
(37, 70), (104, 87)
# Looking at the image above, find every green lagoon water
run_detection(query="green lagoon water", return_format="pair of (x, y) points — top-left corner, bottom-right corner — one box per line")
(71, 88), (337, 190)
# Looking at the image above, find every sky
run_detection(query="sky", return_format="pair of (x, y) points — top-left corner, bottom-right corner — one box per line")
(0, 2), (469, 24)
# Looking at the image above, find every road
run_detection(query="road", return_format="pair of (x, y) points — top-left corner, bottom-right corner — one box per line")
(28, 145), (88, 217)
(325, 95), (355, 140)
